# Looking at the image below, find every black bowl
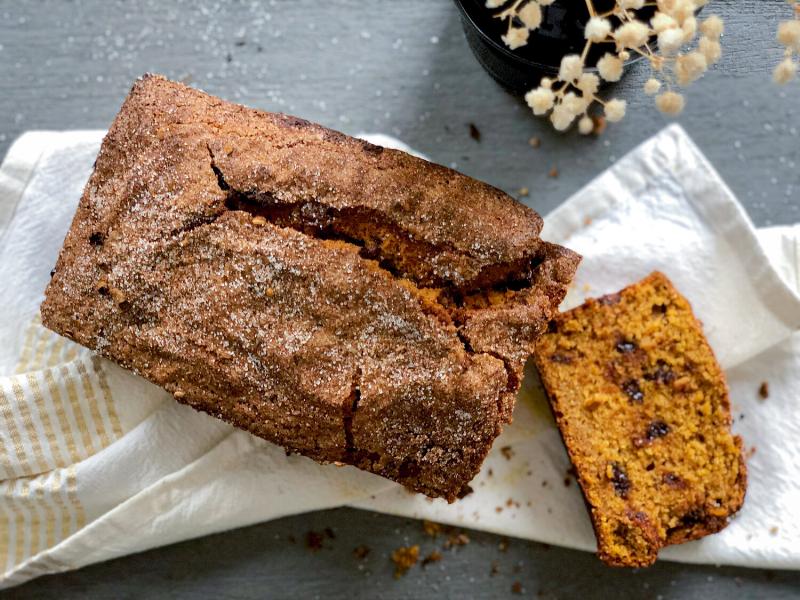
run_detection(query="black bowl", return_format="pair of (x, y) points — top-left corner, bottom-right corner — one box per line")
(453, 0), (649, 94)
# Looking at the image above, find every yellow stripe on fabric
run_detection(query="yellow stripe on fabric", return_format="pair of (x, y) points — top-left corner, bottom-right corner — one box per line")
(0, 417), (17, 480)
(22, 479), (41, 562)
(14, 321), (38, 375)
(11, 379), (49, 475)
(60, 365), (93, 459)
(75, 361), (110, 451)
(65, 465), (84, 532)
(28, 329), (51, 373)
(38, 474), (59, 557)
(49, 469), (70, 542)
(0, 496), (11, 574)
(43, 368), (81, 465)
(1, 472), (74, 570)
(63, 344), (81, 363)
(26, 373), (66, 470)
(0, 386), (29, 477)
(93, 356), (123, 440)
(14, 480), (30, 566)
(41, 473), (57, 549)
(46, 335), (66, 368)
(28, 476), (48, 559)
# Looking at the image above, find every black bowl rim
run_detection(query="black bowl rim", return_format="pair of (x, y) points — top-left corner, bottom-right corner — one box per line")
(452, 0), (647, 76)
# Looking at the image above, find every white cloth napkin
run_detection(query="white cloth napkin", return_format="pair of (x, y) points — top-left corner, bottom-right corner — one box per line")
(0, 125), (799, 589)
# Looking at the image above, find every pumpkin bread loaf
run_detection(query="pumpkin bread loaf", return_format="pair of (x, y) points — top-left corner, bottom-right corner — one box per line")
(41, 75), (580, 501)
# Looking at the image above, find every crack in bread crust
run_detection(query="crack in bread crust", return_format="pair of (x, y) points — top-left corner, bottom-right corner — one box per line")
(207, 140), (549, 295)
(206, 144), (578, 361)
(40, 74), (580, 501)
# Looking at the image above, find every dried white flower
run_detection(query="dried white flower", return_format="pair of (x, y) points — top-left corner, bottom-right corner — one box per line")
(578, 115), (595, 135)
(681, 16), (697, 42)
(604, 98), (627, 122)
(655, 90), (686, 114)
(491, 0), (554, 51)
(597, 53), (624, 82)
(773, 2), (799, 85)
(614, 21), (650, 49)
(550, 103), (577, 131)
(700, 15), (724, 39)
(577, 72), (600, 95)
(563, 91), (590, 114)
(559, 54), (584, 81)
(517, 2), (542, 29)
(658, 28), (685, 54)
(778, 19), (800, 51)
(670, 0), (696, 24)
(585, 17), (612, 42)
(774, 57), (798, 84)
(698, 36), (722, 65)
(675, 51), (708, 85)
(525, 86), (555, 115)
(651, 12), (678, 34)
(502, 26), (529, 50)
(644, 78), (662, 95)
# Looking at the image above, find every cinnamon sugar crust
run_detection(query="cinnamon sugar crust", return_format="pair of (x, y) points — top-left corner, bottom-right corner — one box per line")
(41, 74), (580, 501)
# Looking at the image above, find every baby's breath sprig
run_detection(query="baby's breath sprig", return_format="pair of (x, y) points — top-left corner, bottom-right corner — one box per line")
(773, 0), (800, 84)
(486, 0), (724, 133)
(488, 0), (556, 49)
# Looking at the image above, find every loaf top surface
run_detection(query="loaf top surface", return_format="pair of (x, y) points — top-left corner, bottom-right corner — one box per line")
(88, 74), (549, 291)
(41, 74), (579, 500)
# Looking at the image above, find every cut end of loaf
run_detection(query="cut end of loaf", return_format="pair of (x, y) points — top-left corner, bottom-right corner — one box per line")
(534, 272), (746, 565)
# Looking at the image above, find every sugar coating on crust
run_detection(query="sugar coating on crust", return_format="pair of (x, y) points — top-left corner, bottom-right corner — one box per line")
(534, 272), (746, 566)
(40, 74), (580, 501)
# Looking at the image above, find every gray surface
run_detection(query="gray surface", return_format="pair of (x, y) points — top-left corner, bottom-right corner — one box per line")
(1, 0), (798, 597)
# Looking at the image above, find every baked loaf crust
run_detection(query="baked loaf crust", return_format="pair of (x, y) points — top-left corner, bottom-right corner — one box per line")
(534, 272), (746, 566)
(41, 74), (580, 501)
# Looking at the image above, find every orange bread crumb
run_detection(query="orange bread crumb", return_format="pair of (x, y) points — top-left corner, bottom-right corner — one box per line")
(534, 272), (746, 567)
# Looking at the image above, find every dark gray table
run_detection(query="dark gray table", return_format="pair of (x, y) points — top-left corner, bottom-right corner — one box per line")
(1, 1), (798, 598)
